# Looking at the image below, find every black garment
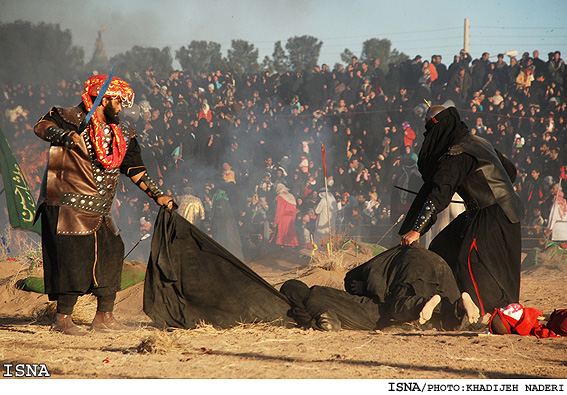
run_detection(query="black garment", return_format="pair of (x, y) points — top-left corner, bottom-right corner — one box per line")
(418, 107), (469, 182)
(449, 134), (524, 224)
(429, 205), (522, 316)
(143, 208), (292, 329)
(391, 160), (422, 225)
(41, 205), (124, 301)
(432, 62), (449, 92)
(210, 190), (244, 261)
(281, 245), (465, 331)
(344, 244), (463, 330)
(471, 58), (490, 93)
(401, 107), (523, 316)
(280, 280), (381, 331)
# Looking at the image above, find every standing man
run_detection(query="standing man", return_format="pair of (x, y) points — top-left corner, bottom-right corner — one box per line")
(177, 186), (205, 230)
(398, 103), (524, 319)
(34, 74), (174, 335)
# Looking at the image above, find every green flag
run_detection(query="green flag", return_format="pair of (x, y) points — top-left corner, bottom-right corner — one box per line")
(0, 125), (41, 234)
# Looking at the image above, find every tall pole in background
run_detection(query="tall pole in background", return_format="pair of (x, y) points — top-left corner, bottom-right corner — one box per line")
(464, 18), (470, 53)
(321, 144), (332, 255)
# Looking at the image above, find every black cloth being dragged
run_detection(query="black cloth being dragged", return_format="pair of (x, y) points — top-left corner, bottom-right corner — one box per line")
(143, 207), (292, 329)
(280, 279), (382, 331)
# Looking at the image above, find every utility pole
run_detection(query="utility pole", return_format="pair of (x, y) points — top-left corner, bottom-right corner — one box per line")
(464, 18), (470, 53)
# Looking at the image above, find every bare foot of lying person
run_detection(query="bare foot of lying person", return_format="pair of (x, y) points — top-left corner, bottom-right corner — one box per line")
(350, 280), (364, 295)
(481, 313), (492, 325)
(419, 294), (442, 324)
(460, 292), (481, 324)
(316, 311), (341, 332)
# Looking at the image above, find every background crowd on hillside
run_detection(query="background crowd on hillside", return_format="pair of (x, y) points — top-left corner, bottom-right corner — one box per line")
(1, 48), (566, 260)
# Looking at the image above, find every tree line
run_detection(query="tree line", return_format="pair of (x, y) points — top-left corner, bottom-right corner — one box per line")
(0, 21), (409, 85)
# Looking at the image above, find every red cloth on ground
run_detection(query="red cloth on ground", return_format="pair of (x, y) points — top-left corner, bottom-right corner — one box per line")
(489, 303), (563, 338)
(547, 309), (567, 335)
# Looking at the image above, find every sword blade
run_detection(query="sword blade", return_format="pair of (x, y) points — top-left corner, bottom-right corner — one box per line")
(394, 185), (465, 204)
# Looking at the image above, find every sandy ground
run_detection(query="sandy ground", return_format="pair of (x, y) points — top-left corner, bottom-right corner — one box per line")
(1, 242), (567, 383)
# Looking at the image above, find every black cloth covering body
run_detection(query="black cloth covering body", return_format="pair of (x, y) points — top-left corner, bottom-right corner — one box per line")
(345, 244), (463, 330)
(280, 280), (382, 331)
(210, 190), (244, 261)
(281, 244), (464, 331)
(143, 208), (292, 329)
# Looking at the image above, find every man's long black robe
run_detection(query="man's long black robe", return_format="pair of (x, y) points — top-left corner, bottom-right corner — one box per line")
(280, 279), (383, 331)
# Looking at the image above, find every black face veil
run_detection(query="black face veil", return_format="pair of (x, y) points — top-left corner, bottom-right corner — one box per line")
(417, 107), (470, 181)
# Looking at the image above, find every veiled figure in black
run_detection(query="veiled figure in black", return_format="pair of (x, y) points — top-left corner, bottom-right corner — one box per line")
(210, 188), (244, 261)
(399, 103), (525, 318)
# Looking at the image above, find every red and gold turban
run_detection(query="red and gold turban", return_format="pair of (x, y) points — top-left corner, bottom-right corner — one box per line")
(82, 75), (135, 110)
(81, 75), (135, 169)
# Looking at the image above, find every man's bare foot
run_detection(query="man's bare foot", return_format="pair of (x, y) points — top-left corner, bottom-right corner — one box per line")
(460, 292), (481, 324)
(419, 295), (441, 324)
(350, 280), (364, 295)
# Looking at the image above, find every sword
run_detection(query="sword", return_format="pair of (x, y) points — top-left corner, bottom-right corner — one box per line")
(124, 233), (151, 261)
(77, 60), (118, 134)
(375, 213), (405, 246)
(394, 185), (465, 204)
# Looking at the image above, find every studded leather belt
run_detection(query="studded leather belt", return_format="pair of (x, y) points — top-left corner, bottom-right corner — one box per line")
(60, 192), (113, 216)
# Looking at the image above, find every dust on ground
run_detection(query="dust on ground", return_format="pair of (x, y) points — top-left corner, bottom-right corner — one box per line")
(1, 241), (567, 380)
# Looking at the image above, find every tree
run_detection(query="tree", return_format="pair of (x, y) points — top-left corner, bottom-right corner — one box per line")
(175, 41), (226, 76)
(361, 38), (409, 71)
(285, 35), (322, 72)
(113, 46), (173, 81)
(261, 55), (275, 74)
(227, 39), (260, 75)
(388, 48), (410, 67)
(271, 41), (290, 74)
(333, 62), (344, 71)
(361, 38), (391, 65)
(0, 21), (84, 85)
(340, 48), (356, 65)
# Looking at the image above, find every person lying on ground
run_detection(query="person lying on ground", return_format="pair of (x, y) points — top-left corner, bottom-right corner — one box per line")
(280, 244), (480, 331)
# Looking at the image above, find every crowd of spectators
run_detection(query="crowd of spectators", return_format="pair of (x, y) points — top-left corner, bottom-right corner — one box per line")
(1, 48), (566, 259)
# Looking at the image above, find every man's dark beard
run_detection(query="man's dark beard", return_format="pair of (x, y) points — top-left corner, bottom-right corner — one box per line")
(103, 102), (120, 125)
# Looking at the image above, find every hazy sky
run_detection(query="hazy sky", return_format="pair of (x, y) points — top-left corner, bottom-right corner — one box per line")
(1, 0), (566, 68)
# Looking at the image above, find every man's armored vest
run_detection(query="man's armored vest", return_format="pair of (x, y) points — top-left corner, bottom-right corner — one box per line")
(447, 134), (525, 224)
(39, 106), (133, 235)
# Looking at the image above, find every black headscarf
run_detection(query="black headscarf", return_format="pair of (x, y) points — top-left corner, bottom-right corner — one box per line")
(279, 279), (313, 328)
(417, 107), (470, 181)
